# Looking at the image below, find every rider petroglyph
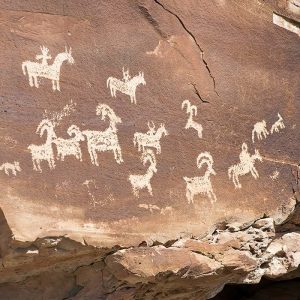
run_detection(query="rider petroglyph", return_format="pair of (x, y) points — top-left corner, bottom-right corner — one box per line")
(107, 67), (146, 104)
(22, 46), (74, 91)
(228, 143), (263, 189)
(133, 121), (168, 154)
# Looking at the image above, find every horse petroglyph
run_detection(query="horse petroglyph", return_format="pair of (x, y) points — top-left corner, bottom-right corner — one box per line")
(54, 125), (85, 162)
(182, 99), (203, 138)
(0, 161), (21, 176)
(107, 67), (146, 104)
(228, 143), (263, 189)
(271, 113), (285, 134)
(22, 46), (74, 91)
(252, 120), (269, 143)
(129, 149), (157, 198)
(82, 104), (123, 166)
(28, 119), (56, 172)
(133, 121), (168, 154)
(183, 152), (217, 204)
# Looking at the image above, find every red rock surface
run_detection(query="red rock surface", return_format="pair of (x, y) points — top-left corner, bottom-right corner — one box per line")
(0, 0), (299, 299)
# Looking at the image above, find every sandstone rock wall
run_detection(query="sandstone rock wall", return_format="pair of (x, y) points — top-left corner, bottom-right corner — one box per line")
(0, 0), (299, 299)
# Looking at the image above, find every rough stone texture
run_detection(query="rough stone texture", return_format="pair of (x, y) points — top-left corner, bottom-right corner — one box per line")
(0, 0), (299, 299)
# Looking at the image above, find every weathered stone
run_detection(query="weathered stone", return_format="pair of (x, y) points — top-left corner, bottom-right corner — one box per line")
(0, 0), (299, 298)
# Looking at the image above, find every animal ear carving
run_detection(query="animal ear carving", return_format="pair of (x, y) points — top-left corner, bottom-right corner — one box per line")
(182, 99), (203, 138)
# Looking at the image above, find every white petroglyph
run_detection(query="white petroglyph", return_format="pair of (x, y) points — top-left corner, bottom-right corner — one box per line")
(28, 119), (57, 172)
(252, 120), (269, 143)
(160, 206), (174, 215)
(107, 67), (146, 104)
(22, 46), (74, 91)
(83, 179), (100, 207)
(181, 99), (203, 138)
(0, 161), (21, 176)
(138, 204), (174, 215)
(138, 203), (160, 213)
(146, 40), (164, 57)
(54, 125), (84, 162)
(228, 143), (263, 189)
(183, 152), (217, 204)
(271, 113), (285, 134)
(133, 121), (168, 154)
(270, 170), (280, 181)
(129, 149), (157, 198)
(82, 104), (123, 166)
(43, 100), (76, 126)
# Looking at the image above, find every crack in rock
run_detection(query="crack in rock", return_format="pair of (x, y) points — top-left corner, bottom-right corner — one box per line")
(153, 0), (220, 96)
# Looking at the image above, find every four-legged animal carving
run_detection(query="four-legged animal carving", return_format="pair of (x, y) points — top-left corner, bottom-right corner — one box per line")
(133, 122), (168, 154)
(182, 99), (203, 138)
(22, 46), (74, 91)
(129, 149), (157, 197)
(28, 119), (57, 172)
(82, 104), (123, 166)
(271, 113), (285, 134)
(228, 143), (262, 189)
(183, 152), (217, 204)
(54, 125), (85, 161)
(0, 161), (21, 176)
(252, 120), (269, 143)
(107, 68), (146, 104)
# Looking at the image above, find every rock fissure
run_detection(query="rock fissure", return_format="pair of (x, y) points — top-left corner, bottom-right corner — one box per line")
(153, 0), (220, 96)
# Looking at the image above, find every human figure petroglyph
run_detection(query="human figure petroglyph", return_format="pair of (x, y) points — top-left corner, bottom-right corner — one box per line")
(82, 104), (123, 166)
(122, 67), (131, 82)
(54, 125), (85, 162)
(133, 122), (168, 154)
(183, 152), (217, 204)
(129, 149), (157, 198)
(22, 46), (74, 91)
(107, 68), (146, 104)
(35, 46), (51, 66)
(0, 161), (21, 176)
(28, 119), (57, 172)
(252, 120), (269, 143)
(271, 113), (285, 134)
(228, 143), (263, 189)
(181, 99), (203, 138)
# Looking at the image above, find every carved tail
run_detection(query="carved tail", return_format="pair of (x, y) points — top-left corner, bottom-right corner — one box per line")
(22, 62), (27, 75)
(106, 77), (112, 87)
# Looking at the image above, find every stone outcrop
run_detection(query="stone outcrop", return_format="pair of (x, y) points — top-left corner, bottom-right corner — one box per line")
(0, 0), (299, 298)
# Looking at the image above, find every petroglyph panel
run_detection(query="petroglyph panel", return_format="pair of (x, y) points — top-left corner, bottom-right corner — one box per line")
(0, 0), (299, 249)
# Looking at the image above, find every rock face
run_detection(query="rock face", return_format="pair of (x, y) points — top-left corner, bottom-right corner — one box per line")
(0, 0), (299, 299)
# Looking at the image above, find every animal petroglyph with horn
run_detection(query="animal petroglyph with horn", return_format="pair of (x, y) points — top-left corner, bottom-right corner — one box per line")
(182, 99), (203, 138)
(183, 152), (217, 204)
